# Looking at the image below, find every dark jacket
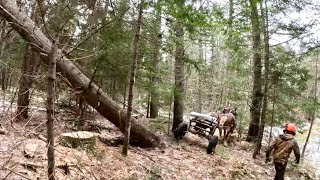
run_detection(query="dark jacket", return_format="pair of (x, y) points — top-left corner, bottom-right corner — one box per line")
(266, 133), (300, 164)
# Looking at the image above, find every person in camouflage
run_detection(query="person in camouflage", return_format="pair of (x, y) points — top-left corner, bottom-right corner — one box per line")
(266, 123), (300, 180)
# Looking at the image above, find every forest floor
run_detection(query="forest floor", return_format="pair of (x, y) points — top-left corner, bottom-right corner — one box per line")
(0, 105), (317, 180)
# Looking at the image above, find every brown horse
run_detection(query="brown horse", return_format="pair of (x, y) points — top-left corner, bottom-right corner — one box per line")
(218, 112), (236, 146)
(209, 107), (237, 146)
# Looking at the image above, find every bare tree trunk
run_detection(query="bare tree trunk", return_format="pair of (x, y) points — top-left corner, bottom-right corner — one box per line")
(197, 77), (202, 113)
(301, 36), (318, 162)
(247, 0), (263, 142)
(77, 96), (84, 130)
(253, 0), (269, 158)
(7, 72), (12, 89)
(172, 21), (185, 131)
(196, 41), (203, 113)
(268, 87), (276, 146)
(7, 87), (17, 118)
(0, 21), (7, 91)
(16, 0), (43, 120)
(123, 84), (127, 109)
(168, 95), (173, 134)
(0, 63), (7, 91)
(122, 0), (144, 156)
(47, 37), (58, 180)
(0, 0), (161, 148)
(4, 68), (9, 89)
(149, 0), (161, 119)
(229, 0), (234, 27)
(112, 77), (116, 99)
(147, 92), (150, 118)
(238, 105), (245, 139)
(1, 69), (6, 91)
(17, 44), (37, 120)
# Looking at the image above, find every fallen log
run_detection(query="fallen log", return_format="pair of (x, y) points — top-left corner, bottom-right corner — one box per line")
(0, 1), (161, 148)
(86, 122), (118, 132)
(98, 135), (124, 147)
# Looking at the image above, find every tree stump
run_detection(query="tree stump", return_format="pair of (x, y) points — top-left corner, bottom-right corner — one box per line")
(60, 131), (96, 149)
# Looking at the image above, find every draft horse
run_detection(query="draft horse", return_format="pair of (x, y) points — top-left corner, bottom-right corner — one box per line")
(209, 107), (237, 146)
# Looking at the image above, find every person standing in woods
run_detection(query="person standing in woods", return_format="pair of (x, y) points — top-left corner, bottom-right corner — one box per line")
(266, 123), (300, 180)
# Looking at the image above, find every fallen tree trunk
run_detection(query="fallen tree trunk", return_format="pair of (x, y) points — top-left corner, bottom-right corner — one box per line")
(0, 0), (161, 148)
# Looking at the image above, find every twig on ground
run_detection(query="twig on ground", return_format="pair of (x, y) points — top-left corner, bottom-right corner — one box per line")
(3, 163), (16, 180)
(4, 165), (33, 180)
(0, 156), (12, 169)
(37, 134), (47, 142)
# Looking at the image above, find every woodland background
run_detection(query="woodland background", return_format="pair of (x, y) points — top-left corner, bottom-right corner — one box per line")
(0, 0), (320, 179)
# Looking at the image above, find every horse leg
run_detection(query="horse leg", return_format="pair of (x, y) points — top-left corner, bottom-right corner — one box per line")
(225, 130), (231, 144)
(229, 127), (236, 148)
(225, 126), (235, 147)
(223, 128), (228, 147)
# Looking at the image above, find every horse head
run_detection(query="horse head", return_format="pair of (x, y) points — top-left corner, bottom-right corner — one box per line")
(229, 107), (237, 117)
(222, 106), (230, 114)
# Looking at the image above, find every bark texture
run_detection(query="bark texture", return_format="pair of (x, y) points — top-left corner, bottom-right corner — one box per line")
(247, 0), (263, 142)
(0, 20), (9, 91)
(47, 37), (58, 180)
(0, 0), (161, 148)
(122, 0), (144, 156)
(253, 0), (269, 158)
(301, 36), (318, 161)
(149, 0), (161, 119)
(17, 44), (40, 120)
(172, 21), (185, 131)
(16, 0), (43, 120)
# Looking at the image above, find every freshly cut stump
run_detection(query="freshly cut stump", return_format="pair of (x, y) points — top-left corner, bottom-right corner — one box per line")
(60, 131), (96, 148)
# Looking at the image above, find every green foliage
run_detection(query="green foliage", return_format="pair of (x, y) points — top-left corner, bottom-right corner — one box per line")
(215, 145), (230, 159)
(267, 47), (312, 125)
(91, 11), (132, 92)
(4, 0), (320, 142)
(3, 35), (25, 67)
(46, 1), (79, 33)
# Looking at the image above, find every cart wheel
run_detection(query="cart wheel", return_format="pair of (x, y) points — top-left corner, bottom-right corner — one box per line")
(207, 135), (219, 154)
(174, 122), (188, 140)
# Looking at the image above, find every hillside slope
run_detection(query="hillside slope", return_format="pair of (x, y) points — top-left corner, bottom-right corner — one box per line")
(0, 112), (316, 180)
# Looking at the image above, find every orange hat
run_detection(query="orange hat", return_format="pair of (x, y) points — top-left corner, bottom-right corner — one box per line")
(286, 123), (296, 132)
